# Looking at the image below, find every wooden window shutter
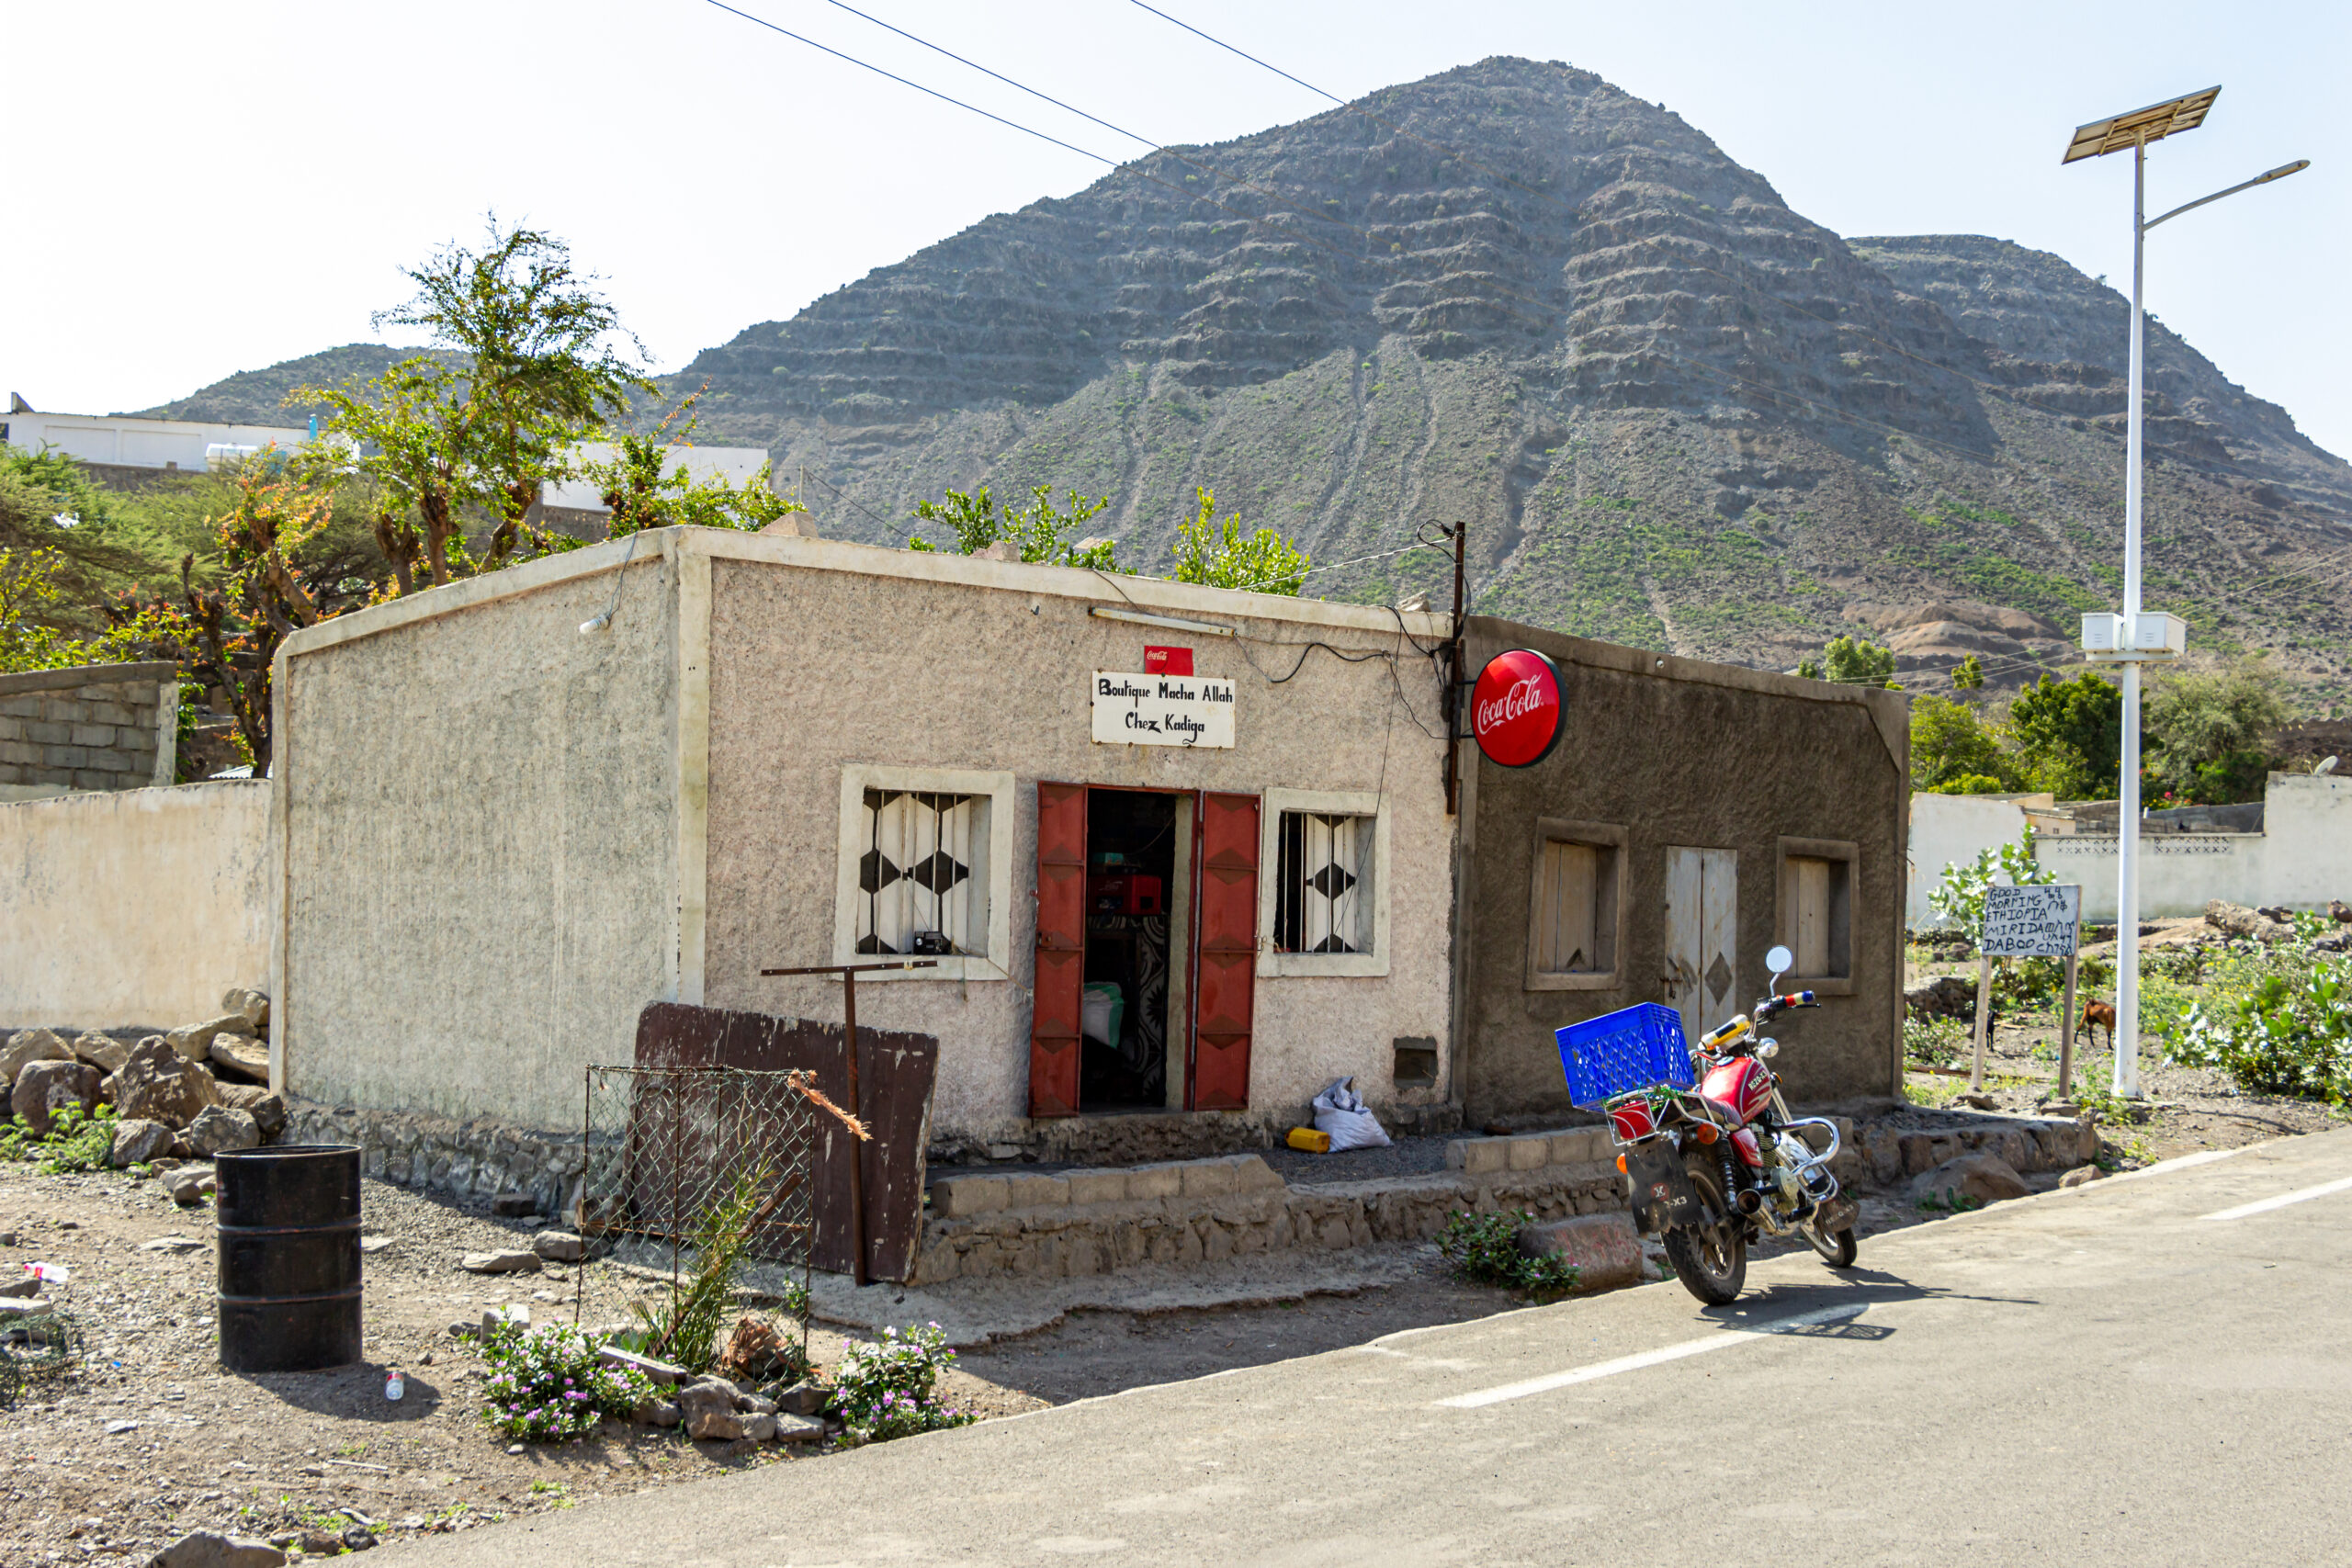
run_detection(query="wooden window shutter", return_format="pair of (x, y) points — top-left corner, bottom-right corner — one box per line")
(1028, 783), (1087, 1118)
(1792, 856), (1832, 978)
(1538, 840), (1600, 973)
(1190, 792), (1261, 1111)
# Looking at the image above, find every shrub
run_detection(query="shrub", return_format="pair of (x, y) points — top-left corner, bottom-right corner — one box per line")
(480, 1324), (654, 1444)
(628, 1166), (776, 1373)
(830, 1324), (976, 1445)
(2176, 954), (2352, 1104)
(1437, 1210), (1582, 1301)
(0, 1102), (119, 1174)
(1904, 1016), (1967, 1068)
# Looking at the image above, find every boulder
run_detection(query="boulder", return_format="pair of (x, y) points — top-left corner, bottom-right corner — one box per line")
(741, 1412), (777, 1441)
(220, 987), (271, 1033)
(1, 1028), (73, 1084)
(687, 1407), (750, 1441)
(108, 1118), (175, 1168)
(112, 1038), (221, 1130)
(632, 1395), (683, 1426)
(164, 1014), (248, 1064)
(164, 1168), (217, 1205)
(1912, 1153), (2032, 1209)
(769, 1412), (828, 1443)
(1904, 974), (1978, 1022)
(1514, 1213), (1643, 1293)
(2060, 1165), (2105, 1189)
(73, 1032), (131, 1075)
(216, 1086), (288, 1141)
(12, 1058), (103, 1139)
(532, 1230), (585, 1263)
(674, 1380), (738, 1433)
(2330, 899), (2351, 924)
(460, 1249), (542, 1275)
(208, 1035), (269, 1084)
(145, 1529), (288, 1568)
(2206, 899), (2295, 944)
(186, 1105), (261, 1156)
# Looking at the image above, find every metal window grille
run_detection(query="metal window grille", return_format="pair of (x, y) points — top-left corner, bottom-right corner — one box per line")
(856, 788), (984, 956)
(573, 1066), (820, 1349)
(1274, 810), (1372, 954)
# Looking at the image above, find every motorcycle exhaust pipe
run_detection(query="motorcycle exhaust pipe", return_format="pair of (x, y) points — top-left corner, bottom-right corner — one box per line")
(1735, 1189), (1763, 1215)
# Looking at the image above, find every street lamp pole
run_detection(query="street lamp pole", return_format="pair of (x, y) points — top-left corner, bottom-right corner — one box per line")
(2063, 87), (2308, 1100)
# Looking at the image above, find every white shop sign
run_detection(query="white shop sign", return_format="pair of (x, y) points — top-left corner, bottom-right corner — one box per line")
(1979, 884), (2082, 957)
(1091, 671), (1235, 749)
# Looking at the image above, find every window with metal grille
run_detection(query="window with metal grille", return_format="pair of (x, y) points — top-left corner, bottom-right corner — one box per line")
(1273, 810), (1374, 955)
(854, 788), (989, 957)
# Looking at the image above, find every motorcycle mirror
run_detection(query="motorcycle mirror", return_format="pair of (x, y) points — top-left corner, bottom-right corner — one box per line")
(1765, 943), (1794, 982)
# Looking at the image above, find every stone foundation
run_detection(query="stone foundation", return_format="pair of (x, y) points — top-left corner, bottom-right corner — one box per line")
(283, 1099), (584, 1216)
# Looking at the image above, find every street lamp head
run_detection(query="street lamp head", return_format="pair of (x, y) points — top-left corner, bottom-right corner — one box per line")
(2063, 85), (2222, 164)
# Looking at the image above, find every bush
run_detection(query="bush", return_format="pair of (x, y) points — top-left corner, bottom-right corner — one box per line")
(480, 1324), (655, 1444)
(2176, 954), (2352, 1104)
(1437, 1210), (1582, 1301)
(1904, 1016), (1967, 1068)
(830, 1323), (975, 1445)
(0, 1102), (118, 1174)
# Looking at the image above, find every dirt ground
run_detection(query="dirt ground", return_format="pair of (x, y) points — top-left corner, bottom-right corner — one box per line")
(4, 1025), (2338, 1562)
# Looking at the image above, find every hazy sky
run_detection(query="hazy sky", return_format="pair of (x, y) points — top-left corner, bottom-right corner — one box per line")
(6, 1), (2345, 457)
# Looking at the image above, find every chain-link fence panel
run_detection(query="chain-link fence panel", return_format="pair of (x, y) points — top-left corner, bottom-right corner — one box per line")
(573, 1066), (822, 1371)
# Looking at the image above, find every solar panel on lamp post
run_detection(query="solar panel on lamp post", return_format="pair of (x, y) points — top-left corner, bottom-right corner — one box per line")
(2064, 86), (2308, 1101)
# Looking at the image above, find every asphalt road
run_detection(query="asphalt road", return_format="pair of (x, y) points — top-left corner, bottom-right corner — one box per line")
(401, 1128), (2352, 1567)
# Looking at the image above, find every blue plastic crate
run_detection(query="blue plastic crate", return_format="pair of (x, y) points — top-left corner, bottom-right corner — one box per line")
(1556, 1003), (1694, 1109)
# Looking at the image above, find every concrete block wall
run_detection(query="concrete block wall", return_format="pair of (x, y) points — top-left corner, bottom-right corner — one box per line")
(0, 661), (177, 798)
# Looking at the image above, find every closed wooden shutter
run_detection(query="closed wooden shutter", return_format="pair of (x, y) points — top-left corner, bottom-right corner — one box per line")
(1028, 783), (1087, 1118)
(1537, 840), (1600, 973)
(1792, 856), (1832, 977)
(1190, 792), (1260, 1111)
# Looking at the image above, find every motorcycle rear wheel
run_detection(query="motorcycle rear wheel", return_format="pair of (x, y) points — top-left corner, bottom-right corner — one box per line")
(1804, 1223), (1859, 1269)
(1663, 1155), (1747, 1305)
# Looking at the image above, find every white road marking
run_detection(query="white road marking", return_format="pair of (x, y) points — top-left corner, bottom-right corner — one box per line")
(1435, 1303), (1870, 1408)
(2200, 1173), (2352, 1223)
(2106, 1145), (2251, 1184)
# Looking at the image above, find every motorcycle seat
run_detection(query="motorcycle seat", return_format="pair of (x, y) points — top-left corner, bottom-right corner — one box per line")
(1699, 1096), (1746, 1128)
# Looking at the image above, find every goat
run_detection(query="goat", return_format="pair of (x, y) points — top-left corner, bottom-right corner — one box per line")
(2081, 999), (2117, 1051)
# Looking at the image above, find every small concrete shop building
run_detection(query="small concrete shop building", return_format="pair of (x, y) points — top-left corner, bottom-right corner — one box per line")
(1449, 619), (1909, 1118)
(269, 527), (1455, 1157)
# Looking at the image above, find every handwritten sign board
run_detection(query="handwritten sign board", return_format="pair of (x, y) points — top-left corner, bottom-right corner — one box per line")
(1091, 671), (1236, 749)
(1980, 884), (2082, 957)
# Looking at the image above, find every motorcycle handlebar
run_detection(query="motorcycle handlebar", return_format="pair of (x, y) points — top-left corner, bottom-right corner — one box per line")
(1753, 991), (1820, 1021)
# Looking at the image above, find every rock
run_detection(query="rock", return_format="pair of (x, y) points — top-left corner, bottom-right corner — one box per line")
(140, 1236), (207, 1254)
(2330, 899), (2352, 924)
(216, 1086), (288, 1141)
(741, 1412), (777, 1441)
(1957, 1091), (1997, 1111)
(1, 1028), (73, 1084)
(164, 1168), (217, 1205)
(687, 1407), (750, 1441)
(109, 1118), (175, 1168)
(0, 1274), (40, 1298)
(1904, 974), (1978, 1022)
(776, 1382), (828, 1416)
(490, 1193), (537, 1217)
(1514, 1213), (1643, 1292)
(675, 1380), (738, 1435)
(208, 1035), (269, 1084)
(481, 1304), (531, 1337)
(769, 1411), (828, 1442)
(2206, 899), (2295, 944)
(460, 1249), (542, 1275)
(164, 1014), (247, 1063)
(186, 1105), (262, 1156)
(145, 1530), (289, 1568)
(532, 1230), (584, 1263)
(106, 1418), (141, 1435)
(0, 1295), (56, 1318)
(220, 987), (271, 1032)
(113, 1038), (221, 1130)
(72, 1032), (130, 1074)
(340, 1526), (377, 1552)
(13, 1058), (102, 1139)
(600, 1345), (686, 1384)
(293, 1529), (342, 1556)
(2060, 1165), (2105, 1189)
(1912, 1153), (2032, 1209)
(632, 1397), (683, 1426)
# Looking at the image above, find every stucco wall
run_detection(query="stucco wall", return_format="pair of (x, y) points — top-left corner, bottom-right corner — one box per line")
(2033, 773), (2352, 919)
(1906, 792), (2042, 926)
(697, 544), (1454, 1145)
(1457, 619), (1907, 1115)
(276, 543), (680, 1131)
(0, 780), (269, 1028)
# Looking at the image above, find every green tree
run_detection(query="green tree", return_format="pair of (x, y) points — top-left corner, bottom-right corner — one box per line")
(1951, 654), (1984, 690)
(1928, 827), (2054, 935)
(908, 484), (1115, 568)
(576, 394), (807, 538)
(1170, 487), (1308, 593)
(2008, 671), (2123, 799)
(1910, 693), (2019, 794)
(1799, 634), (1897, 688)
(2143, 661), (2290, 806)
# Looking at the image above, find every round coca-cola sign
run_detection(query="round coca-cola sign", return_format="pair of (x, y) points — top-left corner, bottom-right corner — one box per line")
(1471, 649), (1564, 768)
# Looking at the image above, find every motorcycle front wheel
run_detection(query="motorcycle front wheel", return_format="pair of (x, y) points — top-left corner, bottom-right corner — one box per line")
(1663, 1155), (1747, 1305)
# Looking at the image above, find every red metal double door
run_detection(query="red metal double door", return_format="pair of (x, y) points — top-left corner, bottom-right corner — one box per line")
(1029, 784), (1259, 1118)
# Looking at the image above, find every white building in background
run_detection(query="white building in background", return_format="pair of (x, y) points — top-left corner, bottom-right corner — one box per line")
(2, 400), (312, 472)
(1, 398), (773, 512)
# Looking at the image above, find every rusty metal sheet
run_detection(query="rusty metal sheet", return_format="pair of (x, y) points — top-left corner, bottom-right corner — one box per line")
(633, 1001), (938, 1283)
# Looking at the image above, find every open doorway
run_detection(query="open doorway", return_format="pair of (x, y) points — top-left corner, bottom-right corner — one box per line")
(1080, 788), (1186, 1111)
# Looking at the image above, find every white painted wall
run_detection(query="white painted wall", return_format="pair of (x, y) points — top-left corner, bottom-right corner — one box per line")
(2, 410), (311, 471)
(540, 445), (772, 512)
(1906, 792), (2039, 926)
(0, 780), (271, 1029)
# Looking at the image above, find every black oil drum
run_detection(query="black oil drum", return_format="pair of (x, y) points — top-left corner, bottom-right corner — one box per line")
(216, 1145), (363, 1372)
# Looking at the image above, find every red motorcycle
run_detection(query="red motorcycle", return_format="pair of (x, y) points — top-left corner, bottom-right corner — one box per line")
(1578, 944), (1860, 1304)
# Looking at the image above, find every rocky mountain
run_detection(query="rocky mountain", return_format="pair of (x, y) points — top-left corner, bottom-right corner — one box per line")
(146, 59), (2352, 699)
(125, 344), (440, 427)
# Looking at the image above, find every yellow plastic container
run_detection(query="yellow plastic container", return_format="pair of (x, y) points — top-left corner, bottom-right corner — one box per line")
(1286, 1126), (1331, 1153)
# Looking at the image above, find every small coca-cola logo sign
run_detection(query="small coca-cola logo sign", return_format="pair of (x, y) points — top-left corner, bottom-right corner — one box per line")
(1471, 649), (1564, 768)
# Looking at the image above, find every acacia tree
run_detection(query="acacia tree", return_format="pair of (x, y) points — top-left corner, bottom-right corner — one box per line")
(908, 484), (1114, 567)
(1170, 487), (1308, 594)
